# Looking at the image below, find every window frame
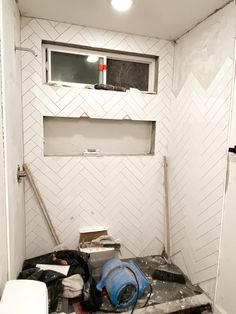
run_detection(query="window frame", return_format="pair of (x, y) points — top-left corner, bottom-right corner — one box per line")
(43, 43), (158, 93)
(45, 44), (107, 88)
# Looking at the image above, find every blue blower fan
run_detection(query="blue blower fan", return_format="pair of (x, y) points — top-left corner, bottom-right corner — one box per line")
(96, 259), (150, 309)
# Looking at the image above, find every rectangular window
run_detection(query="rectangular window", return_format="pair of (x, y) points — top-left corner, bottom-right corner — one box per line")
(43, 43), (158, 93)
(44, 117), (156, 156)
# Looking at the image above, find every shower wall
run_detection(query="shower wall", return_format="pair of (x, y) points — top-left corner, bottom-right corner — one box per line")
(21, 17), (174, 258)
(20, 3), (236, 302)
(169, 2), (236, 298)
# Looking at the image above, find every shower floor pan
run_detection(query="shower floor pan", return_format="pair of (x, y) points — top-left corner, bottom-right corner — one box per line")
(96, 255), (212, 314)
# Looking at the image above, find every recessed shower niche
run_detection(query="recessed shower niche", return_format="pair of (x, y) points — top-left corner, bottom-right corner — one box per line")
(43, 116), (156, 156)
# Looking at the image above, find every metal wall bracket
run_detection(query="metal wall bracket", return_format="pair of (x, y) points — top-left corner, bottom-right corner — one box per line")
(17, 165), (27, 183)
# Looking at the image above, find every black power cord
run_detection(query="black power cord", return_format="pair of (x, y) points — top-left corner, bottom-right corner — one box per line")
(142, 283), (153, 308)
(127, 265), (153, 313)
(126, 266), (140, 314)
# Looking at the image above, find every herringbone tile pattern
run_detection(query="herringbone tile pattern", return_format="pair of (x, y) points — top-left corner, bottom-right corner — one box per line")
(21, 17), (174, 258)
(169, 59), (234, 285)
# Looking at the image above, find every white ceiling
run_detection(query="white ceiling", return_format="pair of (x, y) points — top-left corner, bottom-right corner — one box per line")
(18, 0), (232, 40)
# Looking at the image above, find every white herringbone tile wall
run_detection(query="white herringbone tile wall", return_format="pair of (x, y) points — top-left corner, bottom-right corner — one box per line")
(21, 17), (174, 258)
(169, 58), (234, 288)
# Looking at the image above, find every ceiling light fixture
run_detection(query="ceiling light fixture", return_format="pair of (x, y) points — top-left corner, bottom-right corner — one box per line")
(111, 0), (133, 12)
